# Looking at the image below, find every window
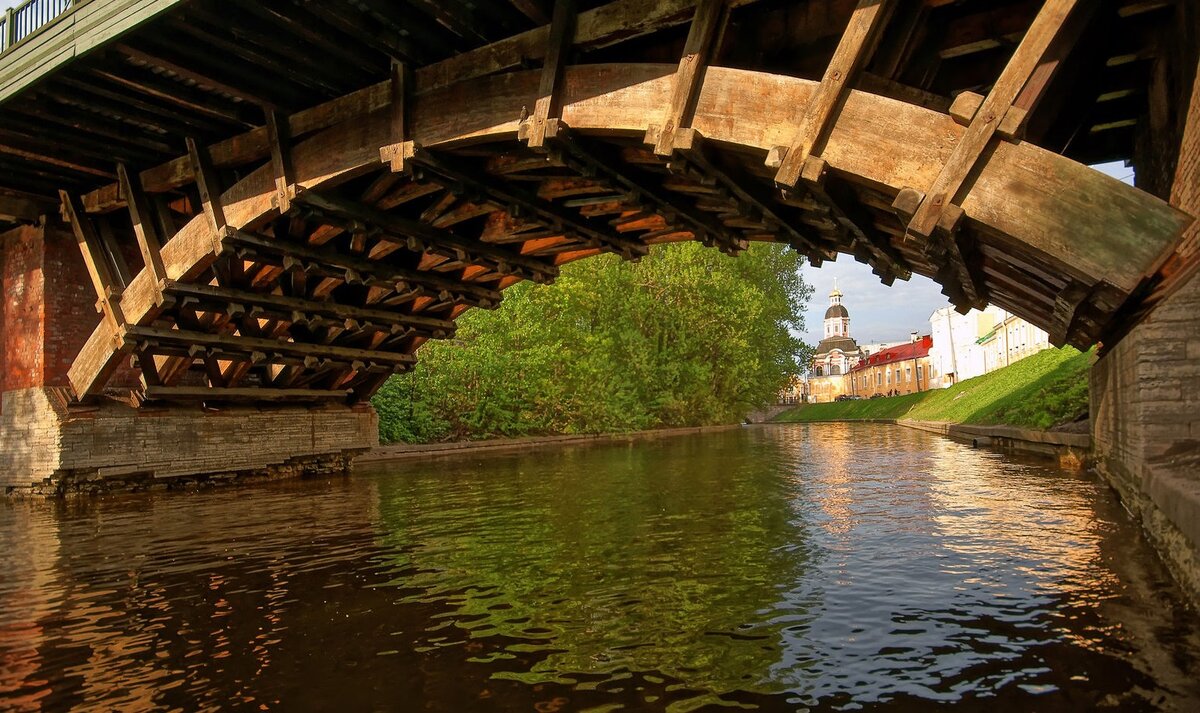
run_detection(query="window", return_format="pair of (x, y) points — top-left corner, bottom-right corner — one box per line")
(830, 365), (841, 375)
(815, 366), (823, 377)
(876, 373), (883, 386)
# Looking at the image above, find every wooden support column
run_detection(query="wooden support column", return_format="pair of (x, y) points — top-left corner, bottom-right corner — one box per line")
(903, 0), (1082, 239)
(647, 0), (726, 156)
(117, 163), (168, 306)
(770, 0), (893, 188)
(60, 190), (128, 356)
(186, 137), (231, 256)
(380, 60), (416, 173)
(520, 0), (576, 149)
(266, 109), (296, 214)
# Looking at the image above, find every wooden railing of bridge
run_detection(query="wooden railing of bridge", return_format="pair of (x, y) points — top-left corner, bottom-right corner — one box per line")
(1, 0), (73, 54)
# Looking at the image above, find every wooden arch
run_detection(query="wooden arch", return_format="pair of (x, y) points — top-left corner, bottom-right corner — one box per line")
(63, 61), (1191, 405)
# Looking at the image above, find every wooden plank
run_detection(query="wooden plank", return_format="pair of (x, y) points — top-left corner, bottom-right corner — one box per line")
(522, 0), (576, 148)
(649, 0), (725, 156)
(905, 0), (1083, 238)
(771, 0), (893, 188)
(117, 162), (167, 304)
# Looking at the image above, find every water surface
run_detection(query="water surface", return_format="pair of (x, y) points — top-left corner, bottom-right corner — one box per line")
(2, 424), (1198, 711)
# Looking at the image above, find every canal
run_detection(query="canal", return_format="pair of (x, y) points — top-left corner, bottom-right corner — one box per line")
(1, 424), (1198, 711)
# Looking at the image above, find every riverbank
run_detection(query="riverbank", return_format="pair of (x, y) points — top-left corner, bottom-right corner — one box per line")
(359, 424), (743, 464)
(775, 346), (1091, 430)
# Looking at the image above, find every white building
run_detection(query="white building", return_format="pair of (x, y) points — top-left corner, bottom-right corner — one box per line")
(927, 306), (1052, 387)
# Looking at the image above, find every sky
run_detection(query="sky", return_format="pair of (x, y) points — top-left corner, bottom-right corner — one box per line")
(796, 161), (1136, 347)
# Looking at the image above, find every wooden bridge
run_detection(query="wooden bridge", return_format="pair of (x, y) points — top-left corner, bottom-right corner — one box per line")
(0, 0), (1193, 410)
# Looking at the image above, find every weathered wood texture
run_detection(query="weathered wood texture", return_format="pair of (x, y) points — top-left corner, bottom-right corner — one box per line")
(60, 62), (1192, 404)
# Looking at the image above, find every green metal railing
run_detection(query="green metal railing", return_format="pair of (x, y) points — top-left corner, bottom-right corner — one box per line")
(1, 0), (75, 54)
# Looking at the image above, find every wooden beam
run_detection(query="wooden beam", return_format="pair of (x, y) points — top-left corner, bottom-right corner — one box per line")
(1047, 282), (1090, 346)
(117, 163), (167, 305)
(266, 110), (296, 214)
(223, 228), (504, 308)
(0, 189), (55, 223)
(165, 282), (457, 338)
(648, 0), (726, 156)
(296, 191), (560, 283)
(409, 148), (649, 259)
(138, 386), (350, 403)
(670, 131), (837, 261)
(552, 128), (747, 254)
(124, 325), (417, 368)
(380, 60), (415, 173)
(79, 0), (764, 216)
(905, 0), (1083, 239)
(186, 137), (230, 256)
(59, 190), (126, 338)
(522, 0), (577, 148)
(771, 0), (893, 188)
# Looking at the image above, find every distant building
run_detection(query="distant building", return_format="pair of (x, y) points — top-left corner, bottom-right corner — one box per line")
(928, 306), (1052, 387)
(807, 282), (863, 403)
(848, 333), (934, 398)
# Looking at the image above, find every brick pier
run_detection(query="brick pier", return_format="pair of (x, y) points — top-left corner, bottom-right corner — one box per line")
(0, 222), (377, 494)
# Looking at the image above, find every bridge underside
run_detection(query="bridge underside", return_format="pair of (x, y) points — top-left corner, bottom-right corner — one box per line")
(0, 0), (1190, 409)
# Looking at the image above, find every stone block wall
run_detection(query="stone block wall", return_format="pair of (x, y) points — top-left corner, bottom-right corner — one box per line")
(1092, 2), (1200, 606)
(0, 387), (379, 492)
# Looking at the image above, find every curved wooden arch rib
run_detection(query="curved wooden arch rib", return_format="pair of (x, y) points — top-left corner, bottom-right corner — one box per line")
(68, 63), (1192, 397)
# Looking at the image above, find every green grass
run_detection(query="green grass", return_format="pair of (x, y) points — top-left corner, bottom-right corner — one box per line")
(774, 346), (1093, 430)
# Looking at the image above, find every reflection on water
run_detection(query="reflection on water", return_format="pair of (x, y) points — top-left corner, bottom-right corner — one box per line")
(1, 424), (1198, 711)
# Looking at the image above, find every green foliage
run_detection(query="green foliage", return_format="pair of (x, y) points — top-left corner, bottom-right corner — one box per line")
(373, 242), (811, 443)
(775, 346), (1092, 430)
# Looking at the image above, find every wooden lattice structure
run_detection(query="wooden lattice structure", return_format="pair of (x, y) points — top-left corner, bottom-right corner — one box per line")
(0, 0), (1194, 406)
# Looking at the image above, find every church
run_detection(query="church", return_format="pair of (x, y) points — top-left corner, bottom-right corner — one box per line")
(807, 283), (863, 403)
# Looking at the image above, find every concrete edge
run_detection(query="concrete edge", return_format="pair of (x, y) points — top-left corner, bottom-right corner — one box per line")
(358, 424), (743, 463)
(767, 417), (1091, 467)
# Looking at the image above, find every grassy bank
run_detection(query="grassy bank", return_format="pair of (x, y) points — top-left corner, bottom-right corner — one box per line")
(775, 346), (1092, 430)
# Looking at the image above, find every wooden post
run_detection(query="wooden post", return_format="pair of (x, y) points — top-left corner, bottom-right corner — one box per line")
(60, 190), (126, 337)
(648, 0), (725, 156)
(117, 163), (167, 305)
(266, 109), (295, 214)
(522, 0), (576, 149)
(380, 60), (415, 173)
(771, 0), (893, 188)
(4, 8), (15, 51)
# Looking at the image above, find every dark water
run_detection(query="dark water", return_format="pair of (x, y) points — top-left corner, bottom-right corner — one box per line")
(2, 424), (1198, 712)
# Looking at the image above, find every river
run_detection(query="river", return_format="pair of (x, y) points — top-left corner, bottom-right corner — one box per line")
(1, 424), (1198, 711)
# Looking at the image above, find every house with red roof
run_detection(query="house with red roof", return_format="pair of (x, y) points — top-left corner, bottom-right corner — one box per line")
(847, 334), (934, 399)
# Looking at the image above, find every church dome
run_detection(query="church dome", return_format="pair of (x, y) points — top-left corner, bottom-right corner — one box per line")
(824, 303), (849, 319)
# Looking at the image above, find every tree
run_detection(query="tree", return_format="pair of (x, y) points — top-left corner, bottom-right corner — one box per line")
(374, 242), (813, 443)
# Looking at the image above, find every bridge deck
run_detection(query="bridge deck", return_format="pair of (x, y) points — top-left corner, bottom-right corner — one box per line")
(0, 0), (1195, 407)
